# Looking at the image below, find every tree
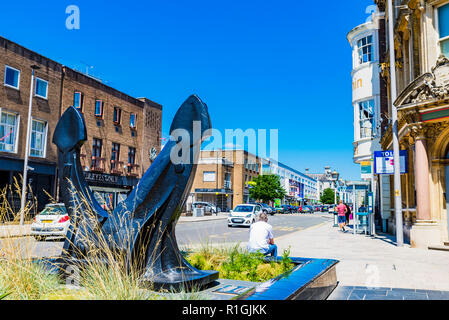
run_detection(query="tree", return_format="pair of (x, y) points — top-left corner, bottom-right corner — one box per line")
(249, 175), (287, 203)
(320, 188), (336, 204)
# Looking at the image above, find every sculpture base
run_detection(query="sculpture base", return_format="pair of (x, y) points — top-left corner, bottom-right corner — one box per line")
(37, 256), (338, 300)
(141, 270), (219, 291)
(37, 257), (219, 292)
(163, 257), (339, 300)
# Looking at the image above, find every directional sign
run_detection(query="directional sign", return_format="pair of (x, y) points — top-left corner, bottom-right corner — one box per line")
(374, 150), (407, 175)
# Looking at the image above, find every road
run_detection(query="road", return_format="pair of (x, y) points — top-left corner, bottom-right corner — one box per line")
(176, 212), (332, 247)
(0, 213), (333, 258)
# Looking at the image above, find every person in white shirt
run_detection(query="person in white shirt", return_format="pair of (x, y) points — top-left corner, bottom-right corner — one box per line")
(247, 212), (278, 257)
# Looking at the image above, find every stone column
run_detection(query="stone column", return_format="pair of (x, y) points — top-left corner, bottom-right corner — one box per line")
(414, 136), (431, 221)
(410, 126), (441, 248)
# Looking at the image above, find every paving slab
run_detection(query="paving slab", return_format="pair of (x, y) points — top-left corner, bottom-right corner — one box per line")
(272, 220), (449, 296)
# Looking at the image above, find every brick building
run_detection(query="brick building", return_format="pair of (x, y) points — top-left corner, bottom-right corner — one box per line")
(0, 35), (162, 213)
(61, 67), (162, 208)
(186, 149), (262, 213)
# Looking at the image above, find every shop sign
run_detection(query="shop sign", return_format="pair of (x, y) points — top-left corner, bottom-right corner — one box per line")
(374, 150), (407, 175)
(84, 172), (120, 184)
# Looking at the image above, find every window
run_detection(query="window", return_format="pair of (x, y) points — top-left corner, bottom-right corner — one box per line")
(111, 143), (120, 169)
(4, 65), (20, 89)
(357, 35), (373, 64)
(130, 113), (136, 129)
(113, 107), (121, 124)
(95, 100), (103, 117)
(359, 100), (375, 139)
(92, 138), (102, 168)
(73, 92), (84, 110)
(438, 3), (449, 57)
(30, 119), (47, 157)
(128, 147), (136, 173)
(0, 111), (18, 152)
(35, 78), (48, 99)
(203, 171), (216, 182)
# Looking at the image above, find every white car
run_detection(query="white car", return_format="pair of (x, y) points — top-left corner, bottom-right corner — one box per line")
(227, 204), (262, 228)
(31, 203), (70, 240)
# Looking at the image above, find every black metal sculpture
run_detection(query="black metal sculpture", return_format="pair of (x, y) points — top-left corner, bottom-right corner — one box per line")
(52, 95), (218, 290)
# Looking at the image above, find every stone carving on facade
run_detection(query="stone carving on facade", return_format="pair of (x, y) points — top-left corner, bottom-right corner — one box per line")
(408, 122), (449, 144)
(396, 55), (449, 106)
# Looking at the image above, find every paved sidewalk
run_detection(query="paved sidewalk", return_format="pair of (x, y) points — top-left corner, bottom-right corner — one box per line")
(0, 224), (31, 238)
(273, 219), (449, 298)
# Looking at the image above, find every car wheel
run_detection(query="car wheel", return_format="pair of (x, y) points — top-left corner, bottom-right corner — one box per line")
(228, 225), (233, 228)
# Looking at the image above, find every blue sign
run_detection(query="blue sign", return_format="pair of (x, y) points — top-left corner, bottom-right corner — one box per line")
(374, 150), (408, 175)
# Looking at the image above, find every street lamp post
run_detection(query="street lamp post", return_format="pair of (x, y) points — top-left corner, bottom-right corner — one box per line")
(19, 65), (40, 226)
(387, 0), (404, 246)
(331, 170), (339, 227)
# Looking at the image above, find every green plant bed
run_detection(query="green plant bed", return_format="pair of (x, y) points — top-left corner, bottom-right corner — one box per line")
(185, 245), (294, 283)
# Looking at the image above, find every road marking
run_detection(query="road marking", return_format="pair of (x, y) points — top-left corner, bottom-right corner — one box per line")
(275, 221), (329, 241)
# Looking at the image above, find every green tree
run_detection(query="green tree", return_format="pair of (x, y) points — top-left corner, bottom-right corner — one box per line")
(320, 188), (336, 204)
(249, 175), (287, 203)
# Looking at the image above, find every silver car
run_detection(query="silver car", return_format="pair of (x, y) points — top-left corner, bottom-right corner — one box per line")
(192, 202), (220, 215)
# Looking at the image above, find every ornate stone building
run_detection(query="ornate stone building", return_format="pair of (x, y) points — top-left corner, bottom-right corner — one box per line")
(376, 0), (449, 248)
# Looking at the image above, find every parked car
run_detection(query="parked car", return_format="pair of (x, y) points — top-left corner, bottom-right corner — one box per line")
(192, 202), (220, 215)
(328, 205), (336, 213)
(260, 203), (274, 215)
(228, 204), (262, 227)
(274, 205), (284, 214)
(281, 204), (293, 214)
(302, 205), (314, 214)
(321, 205), (329, 212)
(31, 203), (69, 241)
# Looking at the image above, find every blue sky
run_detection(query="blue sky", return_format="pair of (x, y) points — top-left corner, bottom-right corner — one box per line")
(0, 0), (374, 180)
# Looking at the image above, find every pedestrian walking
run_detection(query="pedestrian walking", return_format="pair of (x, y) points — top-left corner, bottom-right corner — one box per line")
(336, 200), (347, 232)
(344, 203), (352, 227)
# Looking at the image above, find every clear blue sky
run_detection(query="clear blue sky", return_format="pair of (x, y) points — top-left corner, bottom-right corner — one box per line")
(0, 0), (374, 180)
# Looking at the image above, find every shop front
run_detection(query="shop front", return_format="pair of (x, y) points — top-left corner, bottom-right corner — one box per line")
(83, 171), (139, 210)
(193, 188), (233, 213)
(0, 157), (57, 216)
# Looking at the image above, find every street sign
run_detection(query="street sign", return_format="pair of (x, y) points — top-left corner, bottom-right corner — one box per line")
(361, 161), (372, 179)
(374, 150), (407, 175)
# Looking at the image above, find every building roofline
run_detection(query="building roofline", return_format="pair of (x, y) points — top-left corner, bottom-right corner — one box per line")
(0, 35), (62, 72)
(0, 34), (162, 109)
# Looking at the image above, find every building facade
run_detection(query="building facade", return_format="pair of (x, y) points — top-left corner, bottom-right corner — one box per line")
(348, 14), (385, 167)
(307, 166), (351, 204)
(187, 149), (262, 212)
(61, 67), (162, 209)
(0, 35), (162, 214)
(375, 0), (449, 248)
(262, 159), (318, 205)
(347, 11), (389, 189)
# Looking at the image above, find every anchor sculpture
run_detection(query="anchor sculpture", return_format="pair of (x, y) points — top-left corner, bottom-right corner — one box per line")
(52, 95), (218, 290)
